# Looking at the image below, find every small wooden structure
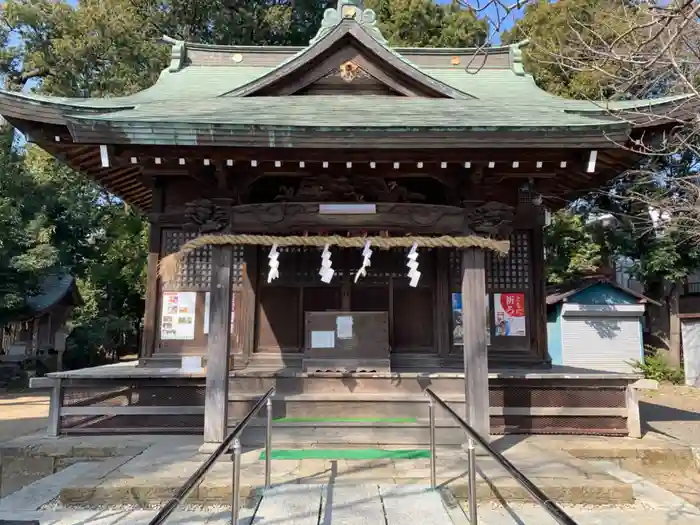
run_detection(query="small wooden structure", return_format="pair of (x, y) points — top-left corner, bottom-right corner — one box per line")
(1, 0), (694, 442)
(547, 278), (659, 373)
(1, 272), (81, 371)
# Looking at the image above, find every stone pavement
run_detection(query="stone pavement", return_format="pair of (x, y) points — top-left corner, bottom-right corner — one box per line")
(1, 432), (700, 524)
(474, 459), (700, 525)
(38, 436), (631, 507)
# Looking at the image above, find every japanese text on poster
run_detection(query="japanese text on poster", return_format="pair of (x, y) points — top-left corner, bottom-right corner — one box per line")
(494, 293), (526, 337)
(161, 292), (196, 340)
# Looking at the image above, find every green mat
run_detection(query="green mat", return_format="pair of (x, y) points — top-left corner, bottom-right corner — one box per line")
(259, 449), (430, 460)
(273, 417), (417, 423)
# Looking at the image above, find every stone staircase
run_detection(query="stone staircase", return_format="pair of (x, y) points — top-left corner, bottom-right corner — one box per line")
(229, 374), (469, 447)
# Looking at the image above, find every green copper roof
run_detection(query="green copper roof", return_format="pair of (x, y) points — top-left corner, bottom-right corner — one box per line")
(67, 96), (622, 129)
(0, 10), (693, 139)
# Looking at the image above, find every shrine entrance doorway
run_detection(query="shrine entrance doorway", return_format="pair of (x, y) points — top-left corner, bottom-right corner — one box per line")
(256, 246), (437, 358)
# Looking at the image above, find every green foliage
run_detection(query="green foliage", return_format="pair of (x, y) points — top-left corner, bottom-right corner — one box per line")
(0, 126), (58, 324)
(502, 0), (644, 99)
(367, 0), (488, 47)
(544, 210), (603, 284)
(631, 347), (684, 385)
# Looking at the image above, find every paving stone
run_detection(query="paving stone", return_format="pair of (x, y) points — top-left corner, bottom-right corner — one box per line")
(255, 484), (323, 525)
(0, 455), (58, 498)
(320, 484), (383, 525)
(475, 506), (700, 525)
(0, 462), (105, 511)
(592, 460), (700, 514)
(380, 485), (450, 525)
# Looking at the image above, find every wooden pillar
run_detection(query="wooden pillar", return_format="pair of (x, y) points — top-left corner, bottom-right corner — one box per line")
(141, 181), (164, 359)
(47, 378), (62, 437)
(239, 246), (258, 365)
(204, 245), (234, 444)
(531, 224), (549, 362)
(461, 248), (490, 439)
(435, 249), (451, 359)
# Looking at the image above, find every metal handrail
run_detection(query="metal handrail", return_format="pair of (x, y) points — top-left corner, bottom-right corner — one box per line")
(425, 388), (579, 525)
(148, 386), (275, 525)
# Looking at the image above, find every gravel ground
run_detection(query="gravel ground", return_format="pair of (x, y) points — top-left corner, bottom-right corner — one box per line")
(640, 383), (700, 444)
(0, 392), (49, 443)
(629, 384), (700, 506)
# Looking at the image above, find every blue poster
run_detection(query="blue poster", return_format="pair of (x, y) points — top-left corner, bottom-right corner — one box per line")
(451, 292), (491, 346)
(452, 293), (463, 346)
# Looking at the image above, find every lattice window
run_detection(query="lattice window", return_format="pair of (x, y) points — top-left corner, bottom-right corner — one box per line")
(162, 230), (244, 290)
(487, 231), (529, 290)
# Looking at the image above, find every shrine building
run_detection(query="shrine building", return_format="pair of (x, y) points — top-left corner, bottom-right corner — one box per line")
(1, 0), (694, 445)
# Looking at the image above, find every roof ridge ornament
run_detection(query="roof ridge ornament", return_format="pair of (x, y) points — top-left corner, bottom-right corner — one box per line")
(509, 39), (529, 76)
(161, 35), (186, 72)
(310, 0), (386, 45)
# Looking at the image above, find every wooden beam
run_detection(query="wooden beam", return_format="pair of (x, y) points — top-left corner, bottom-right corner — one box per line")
(461, 248), (490, 439)
(113, 146), (583, 164)
(204, 245), (234, 444)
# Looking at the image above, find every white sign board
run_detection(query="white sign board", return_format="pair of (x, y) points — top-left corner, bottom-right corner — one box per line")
(311, 330), (335, 349)
(161, 292), (197, 340)
(336, 316), (353, 340)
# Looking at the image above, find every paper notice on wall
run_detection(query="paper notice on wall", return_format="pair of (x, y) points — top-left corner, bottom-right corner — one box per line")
(203, 292), (236, 335)
(494, 293), (526, 337)
(336, 316), (353, 339)
(161, 292), (196, 340)
(451, 293), (491, 346)
(311, 330), (335, 349)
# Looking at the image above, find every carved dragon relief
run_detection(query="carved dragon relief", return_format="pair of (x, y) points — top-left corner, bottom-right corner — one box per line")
(176, 199), (514, 238)
(183, 198), (233, 233)
(273, 175), (426, 203)
(463, 201), (515, 238)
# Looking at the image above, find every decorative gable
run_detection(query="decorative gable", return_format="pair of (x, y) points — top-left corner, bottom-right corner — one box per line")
(223, 3), (472, 100)
(300, 61), (401, 96)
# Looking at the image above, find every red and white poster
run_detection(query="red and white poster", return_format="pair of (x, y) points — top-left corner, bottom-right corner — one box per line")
(494, 293), (526, 337)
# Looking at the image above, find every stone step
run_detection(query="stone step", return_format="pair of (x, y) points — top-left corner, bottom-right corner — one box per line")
(228, 375), (467, 395)
(228, 393), (465, 419)
(58, 448), (634, 508)
(233, 419), (480, 446)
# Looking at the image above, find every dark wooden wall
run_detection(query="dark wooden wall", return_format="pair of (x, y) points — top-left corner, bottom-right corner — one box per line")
(144, 175), (548, 368)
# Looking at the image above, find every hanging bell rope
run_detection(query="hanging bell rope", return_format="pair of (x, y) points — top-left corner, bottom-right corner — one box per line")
(158, 233), (510, 283)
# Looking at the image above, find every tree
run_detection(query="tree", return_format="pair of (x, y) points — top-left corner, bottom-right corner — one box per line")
(367, 0), (488, 47)
(502, 0), (700, 367)
(0, 124), (58, 325)
(544, 209), (603, 285)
